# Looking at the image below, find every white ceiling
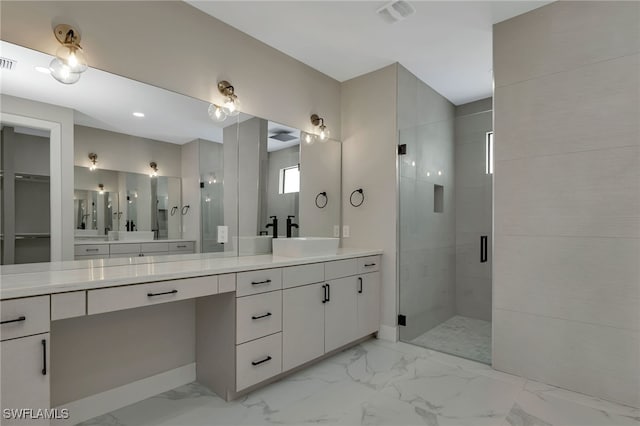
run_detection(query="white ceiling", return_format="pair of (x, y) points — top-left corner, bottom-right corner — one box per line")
(0, 41), (300, 151)
(187, 0), (549, 105)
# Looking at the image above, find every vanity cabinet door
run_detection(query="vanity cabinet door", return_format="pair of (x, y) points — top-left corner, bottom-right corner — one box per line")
(0, 333), (50, 425)
(324, 277), (358, 353)
(357, 272), (381, 337)
(282, 282), (325, 371)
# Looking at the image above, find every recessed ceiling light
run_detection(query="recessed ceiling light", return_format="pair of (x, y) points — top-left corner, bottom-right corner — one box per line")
(35, 66), (51, 74)
(132, 112), (145, 118)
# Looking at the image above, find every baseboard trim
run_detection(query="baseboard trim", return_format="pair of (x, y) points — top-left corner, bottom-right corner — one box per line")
(377, 325), (398, 342)
(53, 363), (196, 426)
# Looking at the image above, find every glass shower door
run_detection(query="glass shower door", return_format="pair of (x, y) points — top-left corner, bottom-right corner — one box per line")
(398, 107), (493, 365)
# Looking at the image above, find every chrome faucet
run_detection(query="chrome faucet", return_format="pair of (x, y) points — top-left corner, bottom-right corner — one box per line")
(266, 216), (278, 238)
(286, 215), (299, 238)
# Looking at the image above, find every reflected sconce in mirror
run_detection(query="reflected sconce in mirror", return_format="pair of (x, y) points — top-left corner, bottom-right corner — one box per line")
(208, 80), (241, 122)
(310, 114), (330, 143)
(50, 24), (88, 84)
(98, 184), (104, 195)
(300, 131), (315, 145)
(88, 153), (98, 171)
(149, 162), (159, 177)
(207, 174), (217, 184)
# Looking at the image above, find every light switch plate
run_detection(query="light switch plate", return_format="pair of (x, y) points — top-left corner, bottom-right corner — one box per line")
(342, 225), (350, 238)
(333, 225), (340, 238)
(217, 226), (228, 243)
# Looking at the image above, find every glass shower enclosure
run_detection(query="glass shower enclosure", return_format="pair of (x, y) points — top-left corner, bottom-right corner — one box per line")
(397, 67), (493, 364)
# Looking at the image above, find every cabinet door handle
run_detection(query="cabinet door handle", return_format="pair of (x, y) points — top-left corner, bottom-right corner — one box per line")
(322, 285), (327, 303)
(147, 290), (178, 297)
(364, 263), (376, 267)
(1, 316), (26, 325)
(251, 279), (272, 285)
(251, 312), (272, 320)
(251, 356), (272, 366)
(326, 283), (330, 302)
(41, 339), (47, 375)
(358, 277), (363, 294)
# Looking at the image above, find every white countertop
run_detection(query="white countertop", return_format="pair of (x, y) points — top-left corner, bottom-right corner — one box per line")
(0, 249), (382, 300)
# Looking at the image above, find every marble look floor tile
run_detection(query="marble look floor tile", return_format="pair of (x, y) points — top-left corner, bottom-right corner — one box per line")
(78, 338), (639, 426)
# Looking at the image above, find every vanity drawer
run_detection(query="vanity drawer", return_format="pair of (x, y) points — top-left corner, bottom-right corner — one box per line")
(140, 242), (169, 253)
(0, 296), (50, 341)
(236, 332), (282, 391)
(169, 241), (195, 252)
(282, 263), (324, 289)
(325, 259), (358, 280)
(236, 291), (282, 344)
(87, 275), (219, 315)
(236, 269), (282, 297)
(109, 243), (141, 254)
(357, 256), (381, 274)
(75, 244), (109, 256)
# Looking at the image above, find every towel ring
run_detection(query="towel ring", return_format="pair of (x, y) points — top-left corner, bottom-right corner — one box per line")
(315, 192), (328, 208)
(170, 206), (178, 216)
(350, 188), (364, 207)
(181, 205), (190, 215)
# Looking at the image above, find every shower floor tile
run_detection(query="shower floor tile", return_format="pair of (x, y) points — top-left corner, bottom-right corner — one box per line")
(410, 315), (492, 364)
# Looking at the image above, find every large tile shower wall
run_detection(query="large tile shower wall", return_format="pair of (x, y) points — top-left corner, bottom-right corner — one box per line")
(493, 1), (640, 407)
(397, 65), (456, 341)
(454, 98), (493, 322)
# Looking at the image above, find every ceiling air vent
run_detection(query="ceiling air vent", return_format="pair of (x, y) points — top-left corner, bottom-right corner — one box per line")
(0, 57), (17, 71)
(269, 130), (297, 142)
(377, 0), (415, 24)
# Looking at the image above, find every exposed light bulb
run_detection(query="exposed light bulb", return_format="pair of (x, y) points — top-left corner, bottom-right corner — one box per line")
(89, 164), (97, 171)
(222, 96), (240, 117)
(301, 131), (315, 145)
(208, 104), (226, 122)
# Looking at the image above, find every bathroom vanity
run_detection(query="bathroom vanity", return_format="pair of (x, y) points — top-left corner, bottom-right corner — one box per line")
(0, 250), (381, 425)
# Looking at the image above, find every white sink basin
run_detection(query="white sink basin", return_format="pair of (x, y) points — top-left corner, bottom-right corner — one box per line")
(234, 235), (273, 255)
(272, 237), (339, 258)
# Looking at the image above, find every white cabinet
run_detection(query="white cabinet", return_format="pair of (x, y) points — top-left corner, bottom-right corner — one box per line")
(324, 277), (359, 353)
(282, 282), (325, 371)
(357, 272), (381, 337)
(0, 333), (50, 425)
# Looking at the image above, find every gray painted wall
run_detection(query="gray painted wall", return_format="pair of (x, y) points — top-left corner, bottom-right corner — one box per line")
(493, 1), (640, 407)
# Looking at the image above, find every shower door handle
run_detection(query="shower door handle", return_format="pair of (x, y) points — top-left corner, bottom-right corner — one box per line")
(480, 236), (488, 263)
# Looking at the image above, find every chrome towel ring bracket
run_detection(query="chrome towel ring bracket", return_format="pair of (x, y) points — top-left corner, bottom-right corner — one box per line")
(181, 205), (190, 215)
(315, 191), (328, 208)
(170, 206), (178, 216)
(350, 188), (364, 207)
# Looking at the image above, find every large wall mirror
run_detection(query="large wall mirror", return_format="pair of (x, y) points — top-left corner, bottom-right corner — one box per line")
(0, 40), (340, 266)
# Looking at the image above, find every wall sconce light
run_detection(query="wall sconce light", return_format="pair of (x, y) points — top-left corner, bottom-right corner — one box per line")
(218, 80), (240, 116)
(98, 183), (104, 195)
(208, 104), (227, 122)
(149, 162), (158, 177)
(88, 153), (98, 171)
(300, 131), (315, 145)
(50, 24), (88, 84)
(310, 114), (330, 142)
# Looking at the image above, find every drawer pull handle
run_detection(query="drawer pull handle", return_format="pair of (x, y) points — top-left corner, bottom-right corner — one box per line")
(86, 248), (100, 252)
(176, 245), (187, 248)
(1, 316), (26, 325)
(41, 339), (47, 376)
(251, 279), (272, 285)
(251, 312), (272, 320)
(147, 290), (178, 297)
(364, 263), (376, 267)
(358, 277), (363, 294)
(251, 356), (272, 366)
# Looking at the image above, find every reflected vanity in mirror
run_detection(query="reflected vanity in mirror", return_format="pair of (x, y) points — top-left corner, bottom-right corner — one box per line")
(232, 116), (341, 256)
